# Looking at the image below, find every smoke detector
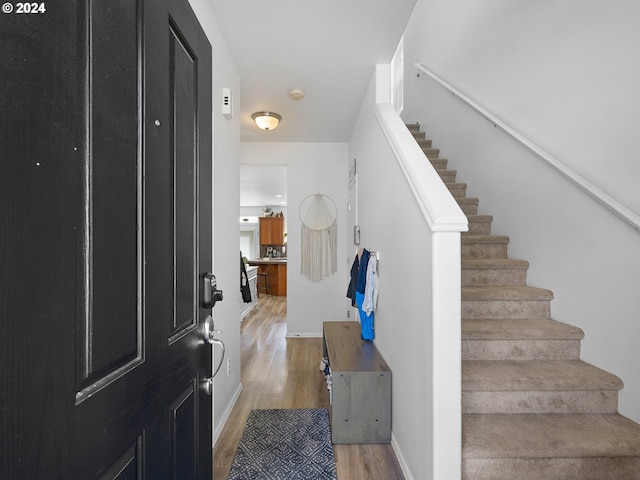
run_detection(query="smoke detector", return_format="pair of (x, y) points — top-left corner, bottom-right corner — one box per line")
(288, 88), (305, 100)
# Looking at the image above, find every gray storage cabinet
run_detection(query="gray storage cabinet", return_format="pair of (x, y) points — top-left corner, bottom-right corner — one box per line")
(323, 321), (392, 444)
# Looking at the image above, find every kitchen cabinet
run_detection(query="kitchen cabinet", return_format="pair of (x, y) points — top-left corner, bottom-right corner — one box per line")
(259, 216), (284, 245)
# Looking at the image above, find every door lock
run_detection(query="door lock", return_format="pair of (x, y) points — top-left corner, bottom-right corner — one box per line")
(204, 272), (224, 308)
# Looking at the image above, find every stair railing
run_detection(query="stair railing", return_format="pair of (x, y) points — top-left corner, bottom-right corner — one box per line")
(415, 63), (640, 231)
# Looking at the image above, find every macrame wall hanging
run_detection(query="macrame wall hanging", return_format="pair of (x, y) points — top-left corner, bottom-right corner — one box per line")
(299, 193), (337, 282)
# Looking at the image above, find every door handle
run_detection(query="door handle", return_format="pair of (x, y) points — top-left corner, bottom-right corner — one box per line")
(203, 315), (225, 380)
(202, 339), (224, 395)
(204, 272), (224, 308)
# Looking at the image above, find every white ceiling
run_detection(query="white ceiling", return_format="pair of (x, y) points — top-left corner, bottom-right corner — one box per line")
(240, 165), (287, 207)
(211, 0), (416, 143)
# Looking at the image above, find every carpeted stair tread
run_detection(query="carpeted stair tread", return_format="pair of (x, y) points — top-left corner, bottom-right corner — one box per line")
(429, 158), (448, 170)
(462, 258), (529, 285)
(466, 215), (493, 235)
(438, 169), (457, 182)
(463, 413), (640, 459)
(462, 258), (529, 270)
(462, 319), (584, 361)
(461, 235), (511, 259)
(447, 182), (468, 198)
(407, 122), (640, 478)
(422, 147), (440, 158)
(457, 197), (479, 206)
(457, 197), (480, 215)
(462, 360), (623, 391)
(462, 318), (584, 341)
(462, 285), (554, 301)
(467, 215), (493, 223)
(462, 235), (510, 245)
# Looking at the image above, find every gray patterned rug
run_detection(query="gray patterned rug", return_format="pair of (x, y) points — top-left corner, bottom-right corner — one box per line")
(228, 408), (337, 480)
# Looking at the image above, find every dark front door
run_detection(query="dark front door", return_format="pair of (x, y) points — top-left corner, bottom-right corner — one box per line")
(0, 0), (214, 478)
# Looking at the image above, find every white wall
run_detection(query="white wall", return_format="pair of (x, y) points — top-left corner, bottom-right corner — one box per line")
(404, 0), (640, 215)
(241, 143), (350, 335)
(349, 72), (436, 480)
(402, 0), (640, 422)
(189, 0), (243, 438)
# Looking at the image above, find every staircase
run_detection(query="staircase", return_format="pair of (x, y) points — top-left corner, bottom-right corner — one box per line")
(407, 123), (640, 480)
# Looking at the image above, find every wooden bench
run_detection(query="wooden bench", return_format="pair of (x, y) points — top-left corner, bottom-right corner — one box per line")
(322, 321), (392, 444)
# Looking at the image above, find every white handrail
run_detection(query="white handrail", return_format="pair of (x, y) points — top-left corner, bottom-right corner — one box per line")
(375, 103), (468, 233)
(415, 63), (640, 231)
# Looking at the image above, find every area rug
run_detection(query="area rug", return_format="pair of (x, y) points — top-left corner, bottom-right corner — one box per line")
(228, 408), (337, 480)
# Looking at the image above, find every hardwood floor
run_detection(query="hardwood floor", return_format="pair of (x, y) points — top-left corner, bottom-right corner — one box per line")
(213, 295), (405, 479)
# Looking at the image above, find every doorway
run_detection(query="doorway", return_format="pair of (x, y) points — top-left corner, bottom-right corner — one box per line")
(239, 164), (288, 305)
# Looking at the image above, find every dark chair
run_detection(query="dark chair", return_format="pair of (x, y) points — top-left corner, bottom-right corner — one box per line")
(256, 271), (272, 297)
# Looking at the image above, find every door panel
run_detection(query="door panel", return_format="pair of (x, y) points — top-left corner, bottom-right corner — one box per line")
(170, 383), (197, 479)
(170, 23), (198, 338)
(1, 0), (213, 478)
(81, 0), (141, 392)
(97, 439), (142, 480)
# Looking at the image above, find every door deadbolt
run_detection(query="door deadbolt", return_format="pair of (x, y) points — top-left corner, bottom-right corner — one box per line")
(204, 272), (223, 308)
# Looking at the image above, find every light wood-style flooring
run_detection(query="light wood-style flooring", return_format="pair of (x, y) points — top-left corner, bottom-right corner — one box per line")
(213, 294), (405, 479)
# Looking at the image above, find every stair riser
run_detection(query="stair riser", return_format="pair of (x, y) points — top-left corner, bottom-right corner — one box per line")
(448, 184), (467, 198)
(462, 300), (550, 319)
(462, 390), (618, 414)
(429, 159), (448, 170)
(462, 243), (508, 259)
(423, 148), (440, 158)
(462, 339), (580, 361)
(416, 138), (432, 147)
(411, 131), (426, 140)
(466, 221), (492, 235)
(439, 171), (457, 183)
(459, 203), (478, 216)
(462, 269), (527, 286)
(463, 457), (640, 480)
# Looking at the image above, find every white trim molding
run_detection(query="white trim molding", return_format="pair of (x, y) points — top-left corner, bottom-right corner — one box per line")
(214, 383), (243, 445)
(391, 433), (414, 480)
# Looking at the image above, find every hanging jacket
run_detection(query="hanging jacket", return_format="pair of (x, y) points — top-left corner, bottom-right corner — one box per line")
(346, 254), (359, 307)
(240, 252), (252, 303)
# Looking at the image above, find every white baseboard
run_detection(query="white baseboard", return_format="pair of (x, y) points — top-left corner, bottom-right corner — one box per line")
(391, 433), (414, 480)
(213, 383), (243, 445)
(285, 332), (323, 338)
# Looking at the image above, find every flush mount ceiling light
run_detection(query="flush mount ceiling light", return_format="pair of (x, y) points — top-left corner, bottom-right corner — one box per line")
(251, 111), (282, 131)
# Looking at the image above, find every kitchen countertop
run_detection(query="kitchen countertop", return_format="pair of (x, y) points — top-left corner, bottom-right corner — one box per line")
(247, 258), (287, 264)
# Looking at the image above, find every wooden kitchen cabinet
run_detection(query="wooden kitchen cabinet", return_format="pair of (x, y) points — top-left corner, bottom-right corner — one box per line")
(259, 216), (284, 245)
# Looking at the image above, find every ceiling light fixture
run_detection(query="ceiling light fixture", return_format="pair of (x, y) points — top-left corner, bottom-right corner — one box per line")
(251, 111), (282, 131)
